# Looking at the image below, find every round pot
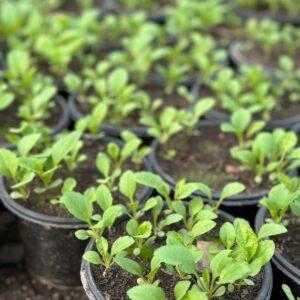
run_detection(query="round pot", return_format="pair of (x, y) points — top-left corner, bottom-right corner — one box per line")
(0, 94), (70, 149)
(233, 5), (300, 26)
(80, 209), (273, 300)
(206, 108), (300, 131)
(0, 176), (87, 291)
(255, 206), (300, 296)
(68, 76), (199, 141)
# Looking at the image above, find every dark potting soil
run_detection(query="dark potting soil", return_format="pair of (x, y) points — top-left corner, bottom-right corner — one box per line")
(18, 139), (145, 218)
(0, 101), (62, 145)
(91, 218), (264, 299)
(274, 213), (300, 269)
(0, 264), (88, 300)
(241, 42), (300, 69)
(157, 128), (270, 194)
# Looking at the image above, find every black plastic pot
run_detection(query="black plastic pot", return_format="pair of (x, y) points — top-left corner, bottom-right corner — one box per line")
(255, 206), (300, 297)
(80, 209), (273, 300)
(206, 108), (300, 131)
(68, 76), (199, 141)
(233, 5), (300, 26)
(0, 176), (86, 291)
(0, 94), (70, 149)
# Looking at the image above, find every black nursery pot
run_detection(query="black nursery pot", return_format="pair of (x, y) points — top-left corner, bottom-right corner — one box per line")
(0, 176), (86, 291)
(255, 206), (300, 297)
(148, 136), (268, 223)
(0, 94), (70, 149)
(80, 209), (273, 300)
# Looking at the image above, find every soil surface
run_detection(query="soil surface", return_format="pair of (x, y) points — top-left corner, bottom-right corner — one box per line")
(240, 42), (300, 69)
(0, 101), (63, 145)
(0, 264), (88, 300)
(274, 213), (300, 268)
(156, 128), (271, 195)
(16, 138), (147, 218)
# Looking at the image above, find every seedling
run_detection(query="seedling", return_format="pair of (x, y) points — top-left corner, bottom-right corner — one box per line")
(221, 109), (265, 148)
(141, 107), (183, 144)
(260, 183), (300, 225)
(0, 131), (81, 199)
(231, 129), (300, 184)
(96, 133), (149, 190)
(83, 235), (134, 276)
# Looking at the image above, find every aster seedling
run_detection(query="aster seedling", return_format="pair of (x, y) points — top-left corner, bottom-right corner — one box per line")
(0, 131), (81, 199)
(260, 182), (300, 225)
(231, 129), (300, 184)
(221, 109), (265, 148)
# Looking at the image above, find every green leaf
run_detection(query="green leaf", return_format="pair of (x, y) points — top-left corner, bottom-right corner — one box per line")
(221, 182), (245, 200)
(218, 261), (251, 284)
(52, 132), (81, 165)
(96, 153), (110, 177)
(96, 185), (113, 211)
(61, 191), (92, 223)
(210, 250), (232, 279)
(154, 245), (197, 274)
(134, 172), (170, 198)
(0, 93), (14, 110)
(119, 170), (136, 200)
(282, 284), (295, 300)
(235, 219), (258, 261)
(127, 284), (165, 300)
(258, 223), (287, 240)
(111, 236), (134, 256)
(75, 229), (89, 240)
(108, 68), (128, 94)
(0, 149), (18, 178)
(191, 220), (216, 238)
(115, 256), (142, 276)
(17, 134), (40, 156)
(174, 281), (191, 300)
(83, 251), (102, 265)
(220, 222), (236, 249)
